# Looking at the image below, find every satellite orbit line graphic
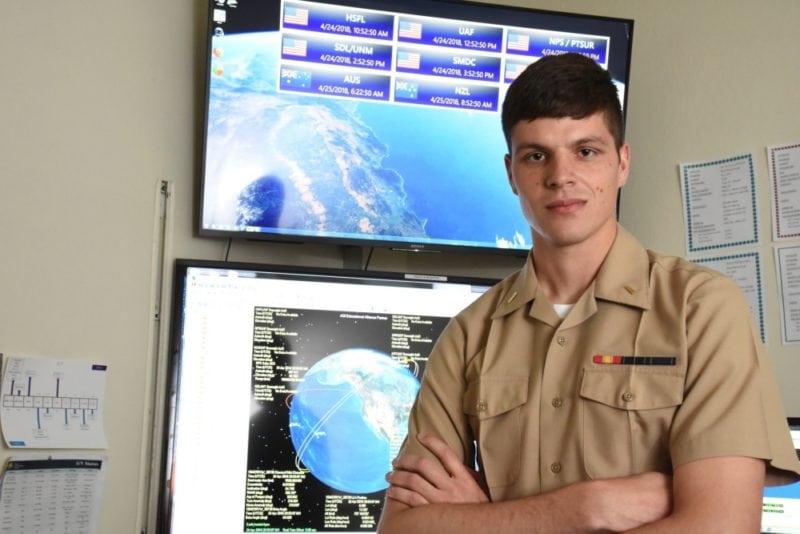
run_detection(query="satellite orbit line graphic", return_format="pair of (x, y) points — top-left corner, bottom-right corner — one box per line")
(290, 385), (355, 471)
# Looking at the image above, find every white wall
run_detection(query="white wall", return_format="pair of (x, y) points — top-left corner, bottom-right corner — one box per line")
(0, 1), (797, 532)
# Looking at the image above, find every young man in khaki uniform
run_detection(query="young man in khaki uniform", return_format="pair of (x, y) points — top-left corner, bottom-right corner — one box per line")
(377, 53), (800, 533)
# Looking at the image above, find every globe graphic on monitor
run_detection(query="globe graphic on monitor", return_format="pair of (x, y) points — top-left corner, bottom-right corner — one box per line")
(289, 348), (420, 494)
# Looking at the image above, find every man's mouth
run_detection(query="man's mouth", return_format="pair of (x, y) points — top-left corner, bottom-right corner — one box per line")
(547, 198), (586, 213)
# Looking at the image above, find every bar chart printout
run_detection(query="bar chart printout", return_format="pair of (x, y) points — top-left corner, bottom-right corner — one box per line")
(0, 357), (108, 449)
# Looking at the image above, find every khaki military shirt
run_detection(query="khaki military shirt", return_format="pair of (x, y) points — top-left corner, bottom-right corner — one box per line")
(402, 226), (800, 502)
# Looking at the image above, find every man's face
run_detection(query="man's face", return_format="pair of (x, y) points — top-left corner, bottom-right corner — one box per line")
(504, 111), (630, 250)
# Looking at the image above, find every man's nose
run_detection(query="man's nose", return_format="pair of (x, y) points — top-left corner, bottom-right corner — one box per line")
(545, 153), (575, 188)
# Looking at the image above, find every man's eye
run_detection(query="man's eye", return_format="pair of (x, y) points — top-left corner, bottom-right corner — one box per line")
(526, 152), (546, 162)
(579, 148), (596, 157)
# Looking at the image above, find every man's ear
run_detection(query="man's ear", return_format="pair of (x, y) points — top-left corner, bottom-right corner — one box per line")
(617, 143), (631, 187)
(504, 153), (519, 195)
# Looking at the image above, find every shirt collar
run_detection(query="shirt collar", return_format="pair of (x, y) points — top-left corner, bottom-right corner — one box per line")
(594, 225), (651, 310)
(491, 224), (651, 320)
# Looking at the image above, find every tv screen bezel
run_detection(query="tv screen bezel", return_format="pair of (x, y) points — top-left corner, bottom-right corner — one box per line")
(196, 0), (634, 256)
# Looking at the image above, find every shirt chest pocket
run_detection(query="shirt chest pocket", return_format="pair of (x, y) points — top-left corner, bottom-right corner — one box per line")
(579, 369), (684, 479)
(463, 377), (528, 490)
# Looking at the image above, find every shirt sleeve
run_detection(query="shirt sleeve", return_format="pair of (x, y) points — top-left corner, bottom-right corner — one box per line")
(397, 315), (475, 467)
(669, 273), (800, 485)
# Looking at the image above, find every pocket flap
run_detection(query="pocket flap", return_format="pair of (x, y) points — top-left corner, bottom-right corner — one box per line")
(463, 377), (528, 418)
(580, 369), (683, 410)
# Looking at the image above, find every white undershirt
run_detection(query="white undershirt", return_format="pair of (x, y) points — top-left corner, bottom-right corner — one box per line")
(553, 303), (574, 319)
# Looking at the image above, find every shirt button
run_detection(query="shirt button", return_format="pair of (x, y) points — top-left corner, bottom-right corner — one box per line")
(556, 336), (566, 347)
(477, 401), (487, 412)
(622, 391), (635, 402)
(551, 397), (563, 408)
(550, 462), (562, 473)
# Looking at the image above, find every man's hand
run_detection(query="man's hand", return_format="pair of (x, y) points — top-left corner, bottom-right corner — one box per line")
(385, 433), (489, 507)
(589, 471), (673, 532)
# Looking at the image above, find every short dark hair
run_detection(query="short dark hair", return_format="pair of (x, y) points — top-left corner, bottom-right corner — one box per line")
(501, 53), (624, 151)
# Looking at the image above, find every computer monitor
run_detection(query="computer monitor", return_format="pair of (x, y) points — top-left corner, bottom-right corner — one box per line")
(158, 259), (497, 533)
(762, 418), (800, 533)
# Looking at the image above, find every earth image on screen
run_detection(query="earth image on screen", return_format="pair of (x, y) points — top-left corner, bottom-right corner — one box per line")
(288, 348), (420, 494)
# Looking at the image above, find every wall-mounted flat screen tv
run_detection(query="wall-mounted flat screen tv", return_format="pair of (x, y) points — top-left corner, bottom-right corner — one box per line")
(199, 0), (633, 254)
(158, 259), (497, 532)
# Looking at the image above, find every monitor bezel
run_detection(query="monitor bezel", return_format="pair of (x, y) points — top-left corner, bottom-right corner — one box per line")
(157, 257), (500, 532)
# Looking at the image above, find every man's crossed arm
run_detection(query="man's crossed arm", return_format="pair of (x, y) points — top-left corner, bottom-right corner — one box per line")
(377, 433), (764, 534)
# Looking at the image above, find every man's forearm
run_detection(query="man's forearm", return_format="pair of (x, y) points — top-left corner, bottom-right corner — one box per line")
(379, 434), (672, 533)
(621, 457), (765, 534)
(378, 480), (601, 534)
(381, 472), (671, 533)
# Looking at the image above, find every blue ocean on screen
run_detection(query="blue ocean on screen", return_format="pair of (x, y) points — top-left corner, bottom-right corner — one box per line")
(203, 32), (530, 250)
